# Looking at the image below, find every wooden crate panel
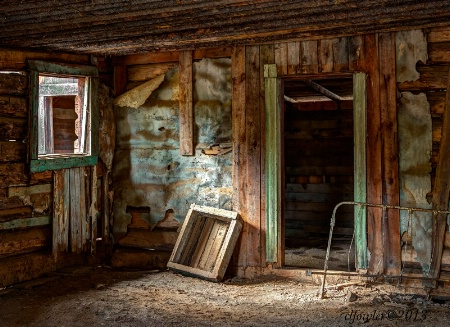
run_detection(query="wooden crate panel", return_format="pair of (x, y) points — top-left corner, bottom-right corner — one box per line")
(168, 204), (242, 282)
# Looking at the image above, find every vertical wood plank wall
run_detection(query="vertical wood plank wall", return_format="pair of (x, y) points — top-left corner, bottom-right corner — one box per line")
(232, 34), (400, 271)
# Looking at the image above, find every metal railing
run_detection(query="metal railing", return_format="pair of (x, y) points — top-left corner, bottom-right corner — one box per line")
(319, 201), (450, 299)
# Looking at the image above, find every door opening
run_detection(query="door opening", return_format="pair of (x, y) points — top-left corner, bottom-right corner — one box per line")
(282, 76), (356, 271)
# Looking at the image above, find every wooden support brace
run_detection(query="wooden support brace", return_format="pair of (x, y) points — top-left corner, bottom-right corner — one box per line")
(304, 80), (344, 103)
(430, 68), (450, 280)
(179, 50), (194, 156)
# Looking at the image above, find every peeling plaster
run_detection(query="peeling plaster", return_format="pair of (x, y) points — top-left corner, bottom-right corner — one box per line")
(396, 30), (427, 83)
(398, 92), (432, 273)
(113, 59), (232, 235)
(114, 74), (165, 109)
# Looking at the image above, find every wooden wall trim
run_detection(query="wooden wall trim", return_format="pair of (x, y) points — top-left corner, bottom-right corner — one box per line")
(178, 50), (194, 156)
(231, 46), (246, 266)
(353, 72), (368, 269)
(112, 47), (233, 66)
(264, 64), (280, 264)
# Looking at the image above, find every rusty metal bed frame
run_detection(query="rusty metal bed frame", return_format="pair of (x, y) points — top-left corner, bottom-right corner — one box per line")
(319, 201), (450, 299)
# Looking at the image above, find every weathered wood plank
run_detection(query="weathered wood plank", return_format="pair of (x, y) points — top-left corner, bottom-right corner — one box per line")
(30, 171), (53, 185)
(69, 168), (80, 253)
(397, 64), (449, 91)
(0, 141), (26, 162)
(245, 45), (261, 267)
(0, 49), (89, 70)
(0, 162), (27, 186)
(0, 116), (27, 141)
(318, 39), (334, 72)
(0, 96), (27, 118)
(353, 71), (368, 270)
(274, 43), (288, 76)
(428, 42), (450, 63)
(190, 217), (215, 269)
(180, 214), (206, 266)
(264, 64), (281, 264)
(287, 42), (300, 75)
(348, 35), (364, 71)
(0, 226), (50, 258)
(300, 40), (319, 74)
(231, 46), (246, 266)
(363, 33), (384, 275)
(427, 91), (446, 115)
(0, 206), (32, 223)
(112, 47), (232, 66)
(179, 50), (194, 156)
(113, 65), (127, 97)
(430, 68), (450, 280)
(332, 37), (349, 72)
(0, 73), (27, 95)
(379, 32), (401, 275)
(197, 219), (221, 271)
(80, 166), (88, 252)
(8, 184), (51, 197)
(0, 216), (50, 230)
(205, 220), (229, 272)
(428, 27), (450, 43)
(259, 44), (274, 267)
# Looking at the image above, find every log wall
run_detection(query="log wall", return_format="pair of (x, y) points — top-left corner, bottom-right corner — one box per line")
(0, 49), (113, 287)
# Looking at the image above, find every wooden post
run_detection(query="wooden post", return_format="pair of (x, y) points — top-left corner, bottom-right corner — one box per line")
(353, 72), (368, 269)
(379, 32), (401, 275)
(264, 64), (281, 264)
(245, 45), (262, 266)
(363, 34), (384, 274)
(231, 46), (247, 266)
(430, 68), (450, 279)
(179, 50), (194, 156)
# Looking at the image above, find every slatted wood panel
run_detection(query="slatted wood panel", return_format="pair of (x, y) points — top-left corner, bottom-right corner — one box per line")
(168, 204), (242, 282)
(53, 167), (93, 257)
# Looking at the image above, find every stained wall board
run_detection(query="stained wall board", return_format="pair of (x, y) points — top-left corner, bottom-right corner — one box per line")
(168, 204), (242, 282)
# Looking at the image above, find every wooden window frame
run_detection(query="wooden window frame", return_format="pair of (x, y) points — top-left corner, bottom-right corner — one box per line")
(28, 60), (99, 172)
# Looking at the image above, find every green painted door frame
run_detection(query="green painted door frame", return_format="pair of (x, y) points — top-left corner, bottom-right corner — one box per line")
(264, 65), (368, 269)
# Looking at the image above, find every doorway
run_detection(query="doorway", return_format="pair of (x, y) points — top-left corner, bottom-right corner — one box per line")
(282, 76), (356, 271)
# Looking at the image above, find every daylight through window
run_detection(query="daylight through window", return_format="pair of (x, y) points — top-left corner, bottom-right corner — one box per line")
(38, 75), (90, 156)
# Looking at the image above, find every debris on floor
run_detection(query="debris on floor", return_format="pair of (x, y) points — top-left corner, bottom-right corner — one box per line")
(0, 266), (449, 326)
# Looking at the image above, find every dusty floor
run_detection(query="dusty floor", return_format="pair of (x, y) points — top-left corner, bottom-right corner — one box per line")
(285, 240), (356, 271)
(1, 266), (450, 327)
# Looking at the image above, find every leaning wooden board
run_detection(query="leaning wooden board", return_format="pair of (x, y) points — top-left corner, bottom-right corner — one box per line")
(168, 204), (242, 282)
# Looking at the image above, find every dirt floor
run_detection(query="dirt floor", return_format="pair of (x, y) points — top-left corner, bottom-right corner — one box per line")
(1, 266), (450, 327)
(285, 240), (356, 271)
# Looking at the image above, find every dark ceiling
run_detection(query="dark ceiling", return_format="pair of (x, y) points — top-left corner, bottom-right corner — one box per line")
(1, 0), (450, 56)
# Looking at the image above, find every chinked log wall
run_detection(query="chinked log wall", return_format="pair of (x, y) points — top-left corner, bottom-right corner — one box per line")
(0, 50), (107, 287)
